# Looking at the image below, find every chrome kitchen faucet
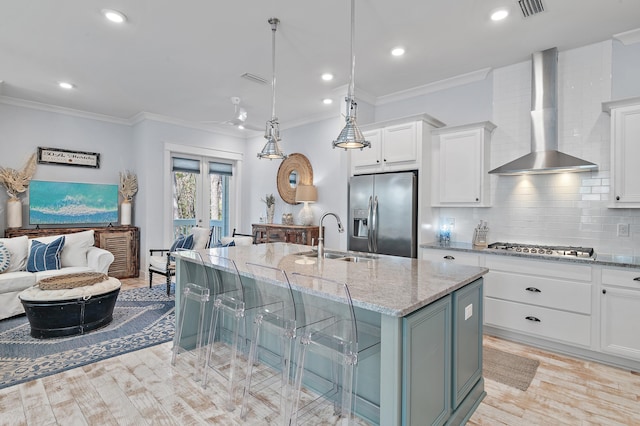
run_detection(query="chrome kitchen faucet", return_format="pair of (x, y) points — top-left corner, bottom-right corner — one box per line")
(317, 212), (344, 259)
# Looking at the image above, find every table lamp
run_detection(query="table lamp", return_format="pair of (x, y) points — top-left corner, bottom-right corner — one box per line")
(295, 184), (317, 226)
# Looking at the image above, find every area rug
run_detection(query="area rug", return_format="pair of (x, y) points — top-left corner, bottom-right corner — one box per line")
(0, 285), (175, 390)
(483, 347), (540, 391)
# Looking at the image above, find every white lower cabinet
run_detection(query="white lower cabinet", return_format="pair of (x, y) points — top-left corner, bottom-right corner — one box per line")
(421, 248), (480, 266)
(600, 267), (640, 361)
(483, 256), (592, 347)
(421, 247), (640, 370)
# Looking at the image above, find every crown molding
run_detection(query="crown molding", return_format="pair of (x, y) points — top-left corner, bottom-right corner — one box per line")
(0, 95), (131, 125)
(613, 27), (640, 45)
(376, 67), (492, 105)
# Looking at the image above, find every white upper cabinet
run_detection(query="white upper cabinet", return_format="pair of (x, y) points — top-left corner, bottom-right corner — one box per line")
(603, 97), (640, 207)
(350, 115), (444, 175)
(431, 121), (495, 207)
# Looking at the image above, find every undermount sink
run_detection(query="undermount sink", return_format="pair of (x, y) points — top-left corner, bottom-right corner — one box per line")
(294, 249), (377, 262)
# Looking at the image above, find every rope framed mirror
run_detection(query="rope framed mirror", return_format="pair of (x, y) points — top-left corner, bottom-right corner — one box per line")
(277, 153), (313, 204)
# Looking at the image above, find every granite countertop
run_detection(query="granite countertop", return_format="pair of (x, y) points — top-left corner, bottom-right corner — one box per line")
(176, 243), (488, 318)
(420, 241), (640, 269)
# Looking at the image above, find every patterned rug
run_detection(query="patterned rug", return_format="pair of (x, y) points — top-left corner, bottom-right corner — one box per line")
(0, 285), (175, 390)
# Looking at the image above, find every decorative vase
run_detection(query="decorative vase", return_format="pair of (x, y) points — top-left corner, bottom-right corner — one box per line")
(7, 199), (22, 228)
(266, 205), (275, 224)
(121, 200), (132, 226)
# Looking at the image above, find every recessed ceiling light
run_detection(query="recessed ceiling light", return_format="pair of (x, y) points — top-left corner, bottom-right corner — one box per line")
(102, 9), (127, 23)
(58, 82), (75, 90)
(491, 9), (509, 21)
(321, 73), (334, 81)
(391, 47), (405, 57)
(322, 98), (333, 105)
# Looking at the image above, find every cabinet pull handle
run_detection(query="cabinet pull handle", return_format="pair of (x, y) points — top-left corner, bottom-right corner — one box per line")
(634, 277), (640, 281)
(616, 196), (620, 201)
(525, 316), (541, 322)
(376, 160), (380, 163)
(602, 289), (607, 294)
(443, 255), (455, 260)
(475, 198), (479, 202)
(525, 287), (541, 293)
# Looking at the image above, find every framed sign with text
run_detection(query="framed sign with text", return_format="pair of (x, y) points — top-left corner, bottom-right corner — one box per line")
(37, 147), (100, 168)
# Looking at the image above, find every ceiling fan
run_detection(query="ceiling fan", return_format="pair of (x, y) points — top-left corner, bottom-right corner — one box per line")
(204, 97), (261, 131)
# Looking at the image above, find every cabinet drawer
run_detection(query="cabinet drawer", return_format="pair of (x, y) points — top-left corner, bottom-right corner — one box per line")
(485, 255), (592, 281)
(421, 249), (480, 266)
(601, 267), (640, 289)
(485, 271), (591, 314)
(484, 298), (591, 347)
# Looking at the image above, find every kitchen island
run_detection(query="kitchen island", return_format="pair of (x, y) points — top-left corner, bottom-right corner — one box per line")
(174, 243), (488, 425)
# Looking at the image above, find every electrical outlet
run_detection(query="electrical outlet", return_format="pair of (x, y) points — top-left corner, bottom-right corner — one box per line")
(465, 304), (473, 320)
(617, 223), (630, 237)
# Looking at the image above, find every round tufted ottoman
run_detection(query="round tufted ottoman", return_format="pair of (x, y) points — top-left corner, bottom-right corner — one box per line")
(19, 276), (121, 339)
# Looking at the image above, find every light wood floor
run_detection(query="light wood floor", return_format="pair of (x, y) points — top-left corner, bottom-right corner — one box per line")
(1, 276), (639, 425)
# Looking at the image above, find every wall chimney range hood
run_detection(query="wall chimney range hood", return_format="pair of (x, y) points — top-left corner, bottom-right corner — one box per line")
(489, 47), (597, 175)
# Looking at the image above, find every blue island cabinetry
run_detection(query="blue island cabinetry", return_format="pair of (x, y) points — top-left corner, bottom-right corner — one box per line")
(174, 243), (487, 425)
(402, 279), (484, 426)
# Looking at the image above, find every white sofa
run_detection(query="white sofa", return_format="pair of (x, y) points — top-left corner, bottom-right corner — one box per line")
(0, 230), (114, 320)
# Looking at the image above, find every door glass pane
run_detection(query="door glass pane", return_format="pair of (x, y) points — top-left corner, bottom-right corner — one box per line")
(172, 170), (197, 238)
(208, 172), (229, 242)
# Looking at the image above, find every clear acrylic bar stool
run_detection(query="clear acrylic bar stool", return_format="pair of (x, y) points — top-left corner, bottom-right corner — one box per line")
(202, 253), (246, 411)
(289, 272), (381, 426)
(171, 250), (211, 381)
(240, 262), (299, 423)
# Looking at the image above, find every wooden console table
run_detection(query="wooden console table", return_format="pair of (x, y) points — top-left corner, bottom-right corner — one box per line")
(4, 226), (140, 279)
(252, 224), (321, 246)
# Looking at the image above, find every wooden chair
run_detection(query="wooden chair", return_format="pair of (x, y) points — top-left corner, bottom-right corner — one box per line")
(148, 226), (213, 295)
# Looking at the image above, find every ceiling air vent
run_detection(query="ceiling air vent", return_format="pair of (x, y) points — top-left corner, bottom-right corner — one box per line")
(518, 0), (545, 18)
(241, 72), (269, 85)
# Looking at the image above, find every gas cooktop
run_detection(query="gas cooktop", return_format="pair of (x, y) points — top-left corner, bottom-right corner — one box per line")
(487, 242), (595, 259)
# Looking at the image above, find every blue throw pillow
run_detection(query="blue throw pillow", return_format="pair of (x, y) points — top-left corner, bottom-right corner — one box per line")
(27, 236), (65, 272)
(211, 239), (236, 248)
(0, 242), (11, 273)
(170, 234), (194, 252)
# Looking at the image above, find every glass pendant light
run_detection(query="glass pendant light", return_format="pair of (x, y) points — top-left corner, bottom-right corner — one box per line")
(333, 0), (370, 150)
(258, 18), (287, 160)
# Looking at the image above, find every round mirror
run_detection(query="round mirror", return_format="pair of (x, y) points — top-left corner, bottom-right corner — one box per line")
(277, 153), (313, 204)
(289, 171), (298, 188)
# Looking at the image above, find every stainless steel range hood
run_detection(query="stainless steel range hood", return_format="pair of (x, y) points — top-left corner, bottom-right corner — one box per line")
(489, 47), (597, 175)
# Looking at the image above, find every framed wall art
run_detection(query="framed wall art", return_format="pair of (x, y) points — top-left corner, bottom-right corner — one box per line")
(37, 147), (100, 168)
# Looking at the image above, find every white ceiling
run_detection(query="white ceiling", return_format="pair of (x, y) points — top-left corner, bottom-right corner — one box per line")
(1, 0), (639, 134)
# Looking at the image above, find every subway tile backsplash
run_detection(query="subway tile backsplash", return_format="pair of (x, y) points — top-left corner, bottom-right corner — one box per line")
(437, 41), (640, 257)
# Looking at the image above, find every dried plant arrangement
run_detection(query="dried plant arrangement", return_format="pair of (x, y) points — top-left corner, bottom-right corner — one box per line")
(119, 170), (138, 202)
(0, 153), (37, 200)
(261, 193), (276, 208)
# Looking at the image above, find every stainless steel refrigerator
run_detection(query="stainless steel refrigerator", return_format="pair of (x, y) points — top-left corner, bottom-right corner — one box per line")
(348, 171), (418, 258)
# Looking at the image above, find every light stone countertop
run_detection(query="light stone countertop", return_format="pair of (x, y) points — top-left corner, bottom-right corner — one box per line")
(420, 241), (640, 269)
(176, 243), (487, 317)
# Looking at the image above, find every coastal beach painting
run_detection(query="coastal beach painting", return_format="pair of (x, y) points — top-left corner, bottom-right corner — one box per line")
(29, 180), (119, 225)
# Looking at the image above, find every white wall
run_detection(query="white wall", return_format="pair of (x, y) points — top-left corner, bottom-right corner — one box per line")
(242, 115), (348, 250)
(0, 102), (133, 228)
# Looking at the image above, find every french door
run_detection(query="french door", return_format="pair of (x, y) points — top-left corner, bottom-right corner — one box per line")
(171, 155), (233, 243)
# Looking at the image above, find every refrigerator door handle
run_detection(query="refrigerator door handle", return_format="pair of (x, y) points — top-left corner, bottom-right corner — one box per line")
(372, 196), (379, 252)
(367, 196), (373, 252)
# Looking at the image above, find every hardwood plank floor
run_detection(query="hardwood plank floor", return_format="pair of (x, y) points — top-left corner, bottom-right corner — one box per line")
(1, 276), (638, 425)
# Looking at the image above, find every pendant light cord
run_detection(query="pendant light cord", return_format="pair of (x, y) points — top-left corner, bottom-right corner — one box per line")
(348, 0), (356, 102)
(269, 18), (279, 121)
